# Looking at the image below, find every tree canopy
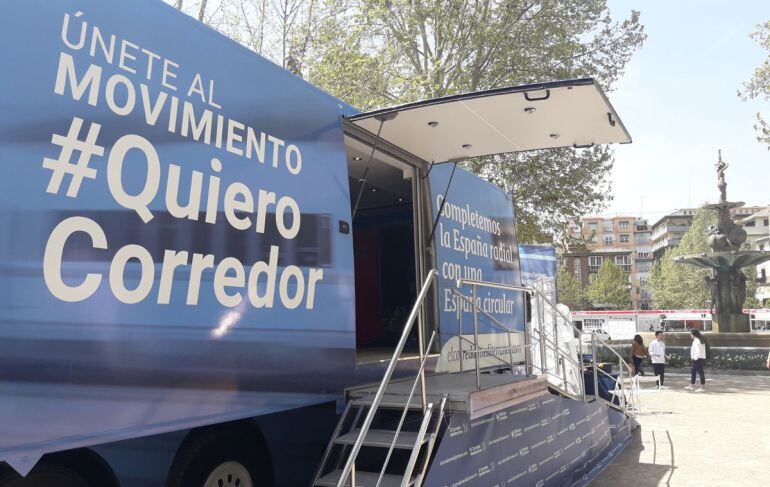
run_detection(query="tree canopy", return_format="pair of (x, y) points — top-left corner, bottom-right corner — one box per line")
(740, 20), (770, 149)
(557, 265), (585, 311)
(170, 0), (646, 241)
(586, 260), (630, 309)
(650, 208), (716, 309)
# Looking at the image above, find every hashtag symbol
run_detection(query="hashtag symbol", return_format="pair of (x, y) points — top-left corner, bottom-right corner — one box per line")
(42, 117), (104, 198)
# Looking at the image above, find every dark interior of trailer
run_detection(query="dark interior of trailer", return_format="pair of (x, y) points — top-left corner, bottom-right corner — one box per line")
(346, 139), (419, 362)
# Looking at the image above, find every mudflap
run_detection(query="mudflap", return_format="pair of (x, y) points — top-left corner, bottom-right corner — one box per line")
(423, 393), (636, 486)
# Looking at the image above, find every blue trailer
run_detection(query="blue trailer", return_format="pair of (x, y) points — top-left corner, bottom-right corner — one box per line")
(0, 1), (635, 486)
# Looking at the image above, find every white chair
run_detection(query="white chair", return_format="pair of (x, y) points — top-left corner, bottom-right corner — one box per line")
(634, 374), (663, 414)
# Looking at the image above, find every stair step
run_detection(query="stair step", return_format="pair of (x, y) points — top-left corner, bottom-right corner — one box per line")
(315, 469), (412, 487)
(335, 428), (430, 449)
(352, 395), (424, 410)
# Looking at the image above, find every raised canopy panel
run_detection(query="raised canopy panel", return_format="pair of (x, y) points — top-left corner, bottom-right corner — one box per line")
(349, 79), (631, 163)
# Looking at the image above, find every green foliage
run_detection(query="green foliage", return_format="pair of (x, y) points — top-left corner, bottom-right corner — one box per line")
(586, 260), (630, 309)
(650, 207), (717, 308)
(304, 0), (647, 241)
(178, 0), (647, 242)
(557, 265), (585, 310)
(739, 20), (770, 148)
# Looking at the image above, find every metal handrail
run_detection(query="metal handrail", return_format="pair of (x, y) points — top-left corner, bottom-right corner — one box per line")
(457, 277), (586, 398)
(336, 269), (437, 487)
(456, 278), (529, 388)
(375, 331), (437, 487)
(451, 289), (519, 370)
(528, 329), (582, 369)
(451, 289), (516, 334)
(456, 335), (519, 368)
(594, 335), (633, 372)
(589, 334), (637, 417)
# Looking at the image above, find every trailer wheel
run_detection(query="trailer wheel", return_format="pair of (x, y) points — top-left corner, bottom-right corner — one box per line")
(166, 425), (271, 487)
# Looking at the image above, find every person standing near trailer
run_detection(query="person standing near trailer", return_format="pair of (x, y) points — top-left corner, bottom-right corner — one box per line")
(686, 329), (707, 392)
(630, 334), (647, 376)
(648, 331), (668, 388)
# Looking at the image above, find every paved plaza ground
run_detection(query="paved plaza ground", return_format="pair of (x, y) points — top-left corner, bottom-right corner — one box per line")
(592, 372), (770, 486)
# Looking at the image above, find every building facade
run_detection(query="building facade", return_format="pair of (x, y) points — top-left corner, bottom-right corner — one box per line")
(650, 208), (697, 260)
(739, 208), (770, 305)
(564, 215), (651, 309)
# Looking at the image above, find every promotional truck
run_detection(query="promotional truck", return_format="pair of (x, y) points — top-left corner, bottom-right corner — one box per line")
(1, 1), (634, 486)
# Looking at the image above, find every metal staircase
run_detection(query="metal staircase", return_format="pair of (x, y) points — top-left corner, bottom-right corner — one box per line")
(313, 270), (443, 487)
(313, 272), (638, 486)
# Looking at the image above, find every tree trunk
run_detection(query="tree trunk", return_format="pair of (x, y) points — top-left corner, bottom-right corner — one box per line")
(197, 0), (208, 21)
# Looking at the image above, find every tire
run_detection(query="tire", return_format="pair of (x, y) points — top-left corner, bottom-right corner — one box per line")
(166, 427), (271, 487)
(0, 464), (89, 487)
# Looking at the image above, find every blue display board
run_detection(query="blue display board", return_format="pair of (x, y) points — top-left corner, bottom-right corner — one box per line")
(519, 245), (558, 285)
(0, 0), (354, 471)
(429, 164), (525, 341)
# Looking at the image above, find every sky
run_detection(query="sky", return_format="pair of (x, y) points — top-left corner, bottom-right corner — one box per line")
(604, 0), (770, 224)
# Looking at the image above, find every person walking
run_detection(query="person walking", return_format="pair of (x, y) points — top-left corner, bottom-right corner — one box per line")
(648, 331), (667, 387)
(630, 334), (647, 376)
(686, 329), (707, 392)
(766, 349), (769, 369)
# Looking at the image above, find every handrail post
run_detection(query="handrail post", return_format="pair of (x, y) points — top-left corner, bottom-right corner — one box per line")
(418, 302), (427, 412)
(578, 326), (586, 402)
(507, 331), (514, 369)
(336, 270), (436, 487)
(472, 284), (481, 389)
(538, 294), (547, 379)
(524, 298), (532, 375)
(458, 298), (464, 373)
(592, 333), (599, 402)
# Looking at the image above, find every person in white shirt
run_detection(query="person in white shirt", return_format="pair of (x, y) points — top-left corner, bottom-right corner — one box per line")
(685, 329), (707, 392)
(648, 331), (668, 387)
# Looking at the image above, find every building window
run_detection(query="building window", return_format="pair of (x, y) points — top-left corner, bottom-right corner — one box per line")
(620, 234), (630, 243)
(614, 255), (632, 272)
(604, 236), (613, 246)
(588, 222), (598, 231)
(639, 277), (649, 287)
(588, 256), (603, 272)
(574, 260), (582, 281)
(619, 221), (629, 229)
(765, 218), (769, 226)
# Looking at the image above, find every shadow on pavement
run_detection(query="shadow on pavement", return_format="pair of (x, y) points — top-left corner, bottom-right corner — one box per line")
(590, 426), (674, 486)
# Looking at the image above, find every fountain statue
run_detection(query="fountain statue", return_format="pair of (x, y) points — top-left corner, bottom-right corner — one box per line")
(674, 151), (770, 332)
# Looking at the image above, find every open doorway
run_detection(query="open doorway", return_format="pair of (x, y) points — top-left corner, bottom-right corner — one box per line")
(346, 138), (420, 363)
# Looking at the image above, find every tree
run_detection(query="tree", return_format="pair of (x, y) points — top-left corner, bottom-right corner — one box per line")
(586, 260), (631, 309)
(309, 2), (645, 241)
(739, 20), (770, 148)
(557, 265), (585, 310)
(650, 207), (716, 309)
(169, 0), (647, 241)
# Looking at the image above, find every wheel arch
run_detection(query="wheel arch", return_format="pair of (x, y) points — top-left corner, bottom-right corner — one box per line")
(1, 448), (118, 487)
(165, 418), (273, 487)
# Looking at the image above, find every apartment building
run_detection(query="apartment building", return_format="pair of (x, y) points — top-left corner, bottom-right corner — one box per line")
(650, 206), (768, 260)
(650, 208), (697, 260)
(564, 215), (651, 309)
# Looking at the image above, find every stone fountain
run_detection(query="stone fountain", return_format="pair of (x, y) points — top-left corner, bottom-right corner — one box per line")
(674, 152), (770, 332)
